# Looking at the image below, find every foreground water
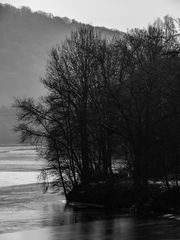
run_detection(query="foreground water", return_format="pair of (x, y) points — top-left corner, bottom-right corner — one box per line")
(1, 212), (180, 240)
(0, 146), (180, 239)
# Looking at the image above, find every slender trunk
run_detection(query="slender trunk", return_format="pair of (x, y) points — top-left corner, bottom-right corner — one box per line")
(107, 131), (112, 174)
(133, 146), (148, 188)
(80, 91), (90, 183)
(164, 174), (170, 190)
(56, 149), (68, 199)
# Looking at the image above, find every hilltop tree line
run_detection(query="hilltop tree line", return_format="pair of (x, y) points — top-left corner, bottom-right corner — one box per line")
(15, 16), (180, 197)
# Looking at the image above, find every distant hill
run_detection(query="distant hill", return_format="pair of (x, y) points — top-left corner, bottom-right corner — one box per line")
(0, 3), (122, 106)
(0, 4), (123, 145)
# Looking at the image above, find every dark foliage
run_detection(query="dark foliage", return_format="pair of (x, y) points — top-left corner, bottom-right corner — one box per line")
(14, 16), (180, 202)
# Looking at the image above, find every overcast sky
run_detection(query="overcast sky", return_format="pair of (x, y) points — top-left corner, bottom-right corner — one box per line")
(1, 0), (180, 31)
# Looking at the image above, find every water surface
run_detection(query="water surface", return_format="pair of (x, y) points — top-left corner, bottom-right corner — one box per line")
(1, 216), (180, 240)
(0, 146), (180, 239)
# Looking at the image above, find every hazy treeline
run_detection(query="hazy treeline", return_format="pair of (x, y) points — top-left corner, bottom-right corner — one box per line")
(15, 16), (180, 196)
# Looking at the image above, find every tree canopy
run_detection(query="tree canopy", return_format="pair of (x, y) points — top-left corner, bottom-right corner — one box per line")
(14, 17), (180, 196)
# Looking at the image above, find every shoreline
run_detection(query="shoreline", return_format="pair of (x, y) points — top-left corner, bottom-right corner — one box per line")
(1, 183), (180, 238)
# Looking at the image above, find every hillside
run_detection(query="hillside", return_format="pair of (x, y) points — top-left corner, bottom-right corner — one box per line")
(0, 4), (122, 144)
(0, 4), (122, 106)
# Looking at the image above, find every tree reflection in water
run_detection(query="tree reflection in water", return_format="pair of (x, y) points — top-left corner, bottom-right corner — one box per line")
(1, 215), (180, 240)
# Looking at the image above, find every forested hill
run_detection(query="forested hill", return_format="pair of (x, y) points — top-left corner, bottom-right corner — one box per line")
(0, 4), (122, 145)
(0, 3), (122, 106)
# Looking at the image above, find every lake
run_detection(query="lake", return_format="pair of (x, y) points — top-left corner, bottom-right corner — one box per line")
(0, 145), (180, 239)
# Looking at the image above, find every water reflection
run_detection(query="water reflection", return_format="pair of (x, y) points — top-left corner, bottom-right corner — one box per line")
(2, 216), (180, 240)
(39, 201), (125, 228)
(1, 185), (180, 239)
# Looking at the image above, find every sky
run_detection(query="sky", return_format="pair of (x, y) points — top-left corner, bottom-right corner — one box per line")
(0, 0), (180, 31)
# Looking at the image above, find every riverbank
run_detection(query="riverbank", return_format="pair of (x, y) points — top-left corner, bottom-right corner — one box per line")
(67, 180), (180, 216)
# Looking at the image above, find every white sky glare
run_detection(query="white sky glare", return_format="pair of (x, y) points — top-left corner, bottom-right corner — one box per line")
(0, 0), (180, 31)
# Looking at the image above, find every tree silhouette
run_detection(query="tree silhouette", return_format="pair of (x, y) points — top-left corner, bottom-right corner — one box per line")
(14, 17), (180, 199)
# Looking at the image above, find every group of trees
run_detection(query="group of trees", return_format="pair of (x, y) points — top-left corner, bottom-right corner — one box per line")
(15, 16), (180, 197)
